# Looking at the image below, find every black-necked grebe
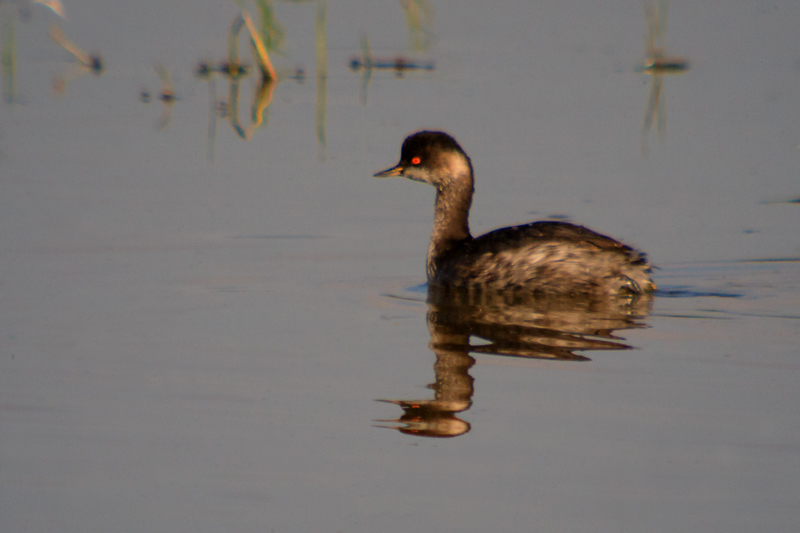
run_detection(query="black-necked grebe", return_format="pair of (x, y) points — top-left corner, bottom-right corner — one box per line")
(374, 131), (656, 296)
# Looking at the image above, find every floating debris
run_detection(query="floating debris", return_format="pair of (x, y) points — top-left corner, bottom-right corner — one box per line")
(34, 0), (65, 19)
(349, 55), (434, 77)
(232, 0), (285, 54)
(315, 0), (327, 159)
(13, 0), (65, 21)
(399, 0), (434, 52)
(637, 1), (689, 154)
(350, 33), (434, 106)
(287, 66), (305, 83)
(195, 60), (212, 79)
(194, 60), (251, 81)
(49, 24), (102, 74)
(637, 1), (689, 75)
(637, 56), (689, 74)
(231, 11), (276, 81)
(139, 63), (177, 130)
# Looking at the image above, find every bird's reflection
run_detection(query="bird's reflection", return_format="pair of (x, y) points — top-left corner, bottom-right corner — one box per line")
(376, 287), (653, 438)
(636, 1), (689, 153)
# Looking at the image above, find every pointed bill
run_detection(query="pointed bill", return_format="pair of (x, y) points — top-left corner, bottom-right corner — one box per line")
(373, 164), (404, 178)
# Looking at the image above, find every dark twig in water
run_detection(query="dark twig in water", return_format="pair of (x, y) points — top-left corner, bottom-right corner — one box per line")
(349, 56), (434, 77)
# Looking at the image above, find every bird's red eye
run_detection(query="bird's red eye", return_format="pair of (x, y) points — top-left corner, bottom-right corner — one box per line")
(411, 157), (421, 165)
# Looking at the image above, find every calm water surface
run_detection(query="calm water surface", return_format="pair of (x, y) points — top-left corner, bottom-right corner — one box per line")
(1, 1), (799, 532)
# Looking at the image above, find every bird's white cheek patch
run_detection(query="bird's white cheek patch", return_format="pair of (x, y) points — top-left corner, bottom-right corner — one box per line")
(441, 152), (471, 178)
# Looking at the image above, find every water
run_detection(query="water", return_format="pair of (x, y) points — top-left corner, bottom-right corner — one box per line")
(1, 1), (799, 532)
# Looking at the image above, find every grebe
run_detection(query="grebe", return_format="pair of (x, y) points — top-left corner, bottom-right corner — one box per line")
(374, 131), (656, 296)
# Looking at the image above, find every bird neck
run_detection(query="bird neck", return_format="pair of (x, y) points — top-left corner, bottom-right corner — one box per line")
(429, 170), (474, 261)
